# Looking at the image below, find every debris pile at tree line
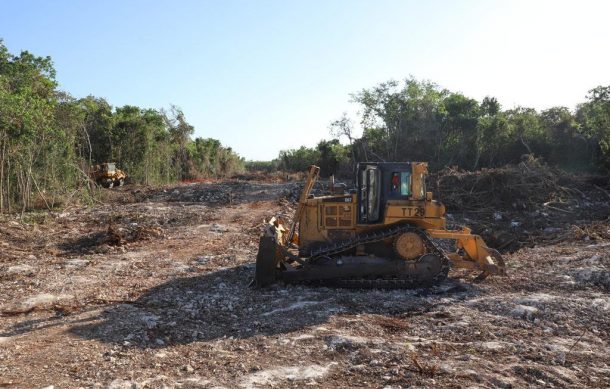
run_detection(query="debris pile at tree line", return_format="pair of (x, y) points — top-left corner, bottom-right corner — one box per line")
(430, 158), (606, 212)
(429, 159), (610, 251)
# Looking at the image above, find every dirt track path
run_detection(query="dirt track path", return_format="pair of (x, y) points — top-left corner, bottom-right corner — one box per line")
(1, 181), (609, 388)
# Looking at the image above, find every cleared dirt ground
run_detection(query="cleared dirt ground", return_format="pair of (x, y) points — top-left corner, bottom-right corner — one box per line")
(1, 180), (609, 388)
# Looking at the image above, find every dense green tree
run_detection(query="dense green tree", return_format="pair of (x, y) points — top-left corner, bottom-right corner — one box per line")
(476, 98), (510, 167)
(316, 139), (350, 176)
(577, 86), (610, 168)
(111, 105), (170, 184)
(278, 146), (321, 172)
(329, 113), (357, 168)
(79, 96), (114, 164)
(164, 105), (194, 180)
(352, 78), (448, 164)
(440, 93), (480, 168)
(504, 107), (544, 159)
(539, 107), (589, 169)
(188, 137), (244, 178)
(275, 140), (351, 177)
(0, 41), (58, 212)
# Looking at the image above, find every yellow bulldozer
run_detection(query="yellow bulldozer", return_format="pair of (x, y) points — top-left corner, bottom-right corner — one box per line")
(255, 163), (506, 288)
(90, 162), (127, 188)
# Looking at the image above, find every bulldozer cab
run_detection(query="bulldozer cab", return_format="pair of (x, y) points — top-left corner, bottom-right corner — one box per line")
(101, 163), (116, 174)
(357, 162), (427, 224)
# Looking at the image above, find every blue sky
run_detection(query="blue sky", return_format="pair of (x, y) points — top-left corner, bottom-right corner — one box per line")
(1, 0), (609, 160)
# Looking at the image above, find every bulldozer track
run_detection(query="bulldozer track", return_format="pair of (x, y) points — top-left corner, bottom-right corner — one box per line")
(305, 224), (451, 289)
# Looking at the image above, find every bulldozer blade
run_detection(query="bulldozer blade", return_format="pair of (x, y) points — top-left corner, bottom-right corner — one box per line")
(475, 247), (507, 281)
(487, 248), (507, 276)
(254, 236), (279, 287)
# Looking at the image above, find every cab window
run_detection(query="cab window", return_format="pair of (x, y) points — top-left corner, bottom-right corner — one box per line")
(400, 172), (411, 196)
(390, 172), (400, 193)
(390, 172), (411, 196)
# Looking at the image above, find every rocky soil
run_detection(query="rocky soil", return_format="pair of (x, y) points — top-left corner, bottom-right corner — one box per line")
(1, 179), (609, 388)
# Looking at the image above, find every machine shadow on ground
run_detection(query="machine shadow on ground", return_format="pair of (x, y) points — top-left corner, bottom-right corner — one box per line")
(66, 264), (483, 349)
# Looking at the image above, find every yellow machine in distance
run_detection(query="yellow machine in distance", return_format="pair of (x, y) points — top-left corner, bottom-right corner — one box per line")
(90, 162), (127, 188)
(255, 163), (506, 288)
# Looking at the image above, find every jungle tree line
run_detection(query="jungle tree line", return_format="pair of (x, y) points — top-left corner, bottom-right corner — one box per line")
(0, 41), (244, 213)
(273, 78), (610, 177)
